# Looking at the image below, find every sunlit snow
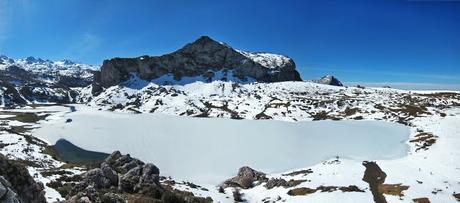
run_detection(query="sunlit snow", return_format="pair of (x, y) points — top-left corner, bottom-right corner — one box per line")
(34, 105), (409, 184)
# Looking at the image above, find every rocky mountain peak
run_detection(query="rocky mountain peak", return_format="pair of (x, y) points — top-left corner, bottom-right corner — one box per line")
(193, 35), (219, 44)
(95, 36), (301, 91)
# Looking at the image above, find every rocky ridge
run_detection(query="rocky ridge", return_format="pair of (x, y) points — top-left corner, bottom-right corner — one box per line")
(92, 36), (302, 93)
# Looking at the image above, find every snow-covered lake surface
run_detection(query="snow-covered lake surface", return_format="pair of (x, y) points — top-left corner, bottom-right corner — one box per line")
(34, 105), (409, 184)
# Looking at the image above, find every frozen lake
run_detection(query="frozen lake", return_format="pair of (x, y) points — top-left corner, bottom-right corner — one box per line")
(34, 105), (409, 184)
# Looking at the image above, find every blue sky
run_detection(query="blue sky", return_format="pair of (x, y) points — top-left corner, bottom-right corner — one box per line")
(0, 0), (459, 85)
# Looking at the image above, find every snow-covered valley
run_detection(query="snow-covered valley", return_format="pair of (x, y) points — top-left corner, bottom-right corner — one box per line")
(34, 104), (409, 185)
(2, 80), (459, 202)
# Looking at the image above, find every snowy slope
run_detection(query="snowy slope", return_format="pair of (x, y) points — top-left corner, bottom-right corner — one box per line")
(81, 80), (459, 124)
(236, 50), (293, 69)
(0, 55), (99, 107)
(0, 55), (97, 79)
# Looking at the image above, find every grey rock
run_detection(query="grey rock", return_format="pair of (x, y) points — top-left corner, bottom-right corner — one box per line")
(84, 168), (112, 189)
(264, 178), (305, 189)
(96, 36), (302, 89)
(100, 193), (126, 203)
(311, 75), (343, 86)
(0, 176), (21, 203)
(221, 166), (268, 189)
(101, 162), (118, 186)
(105, 151), (144, 174)
(118, 166), (142, 192)
(0, 154), (46, 203)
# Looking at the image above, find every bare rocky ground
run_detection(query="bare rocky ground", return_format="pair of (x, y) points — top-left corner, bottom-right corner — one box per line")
(1, 83), (460, 202)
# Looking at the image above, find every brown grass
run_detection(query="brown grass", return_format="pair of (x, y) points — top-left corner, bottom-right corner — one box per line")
(379, 184), (409, 196)
(287, 187), (317, 196)
(453, 193), (460, 201)
(410, 132), (437, 151)
(282, 169), (313, 176)
(412, 197), (430, 203)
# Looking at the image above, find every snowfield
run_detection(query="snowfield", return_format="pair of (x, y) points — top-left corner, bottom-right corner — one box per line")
(34, 104), (409, 184)
(1, 80), (460, 202)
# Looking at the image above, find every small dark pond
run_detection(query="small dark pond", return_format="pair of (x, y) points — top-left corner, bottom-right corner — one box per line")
(52, 139), (109, 163)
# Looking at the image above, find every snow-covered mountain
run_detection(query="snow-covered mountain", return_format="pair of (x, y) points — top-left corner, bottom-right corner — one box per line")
(0, 55), (97, 77)
(0, 55), (98, 107)
(92, 36), (301, 94)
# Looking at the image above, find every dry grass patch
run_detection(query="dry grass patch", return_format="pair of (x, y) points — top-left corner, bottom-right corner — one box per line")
(453, 193), (460, 201)
(379, 183), (409, 196)
(412, 197), (430, 203)
(410, 132), (438, 151)
(287, 187), (317, 196)
(287, 185), (364, 196)
(282, 169), (313, 176)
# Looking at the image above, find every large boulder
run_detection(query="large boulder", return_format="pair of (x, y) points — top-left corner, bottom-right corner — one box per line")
(0, 154), (47, 203)
(0, 176), (21, 203)
(221, 166), (268, 189)
(96, 36), (302, 89)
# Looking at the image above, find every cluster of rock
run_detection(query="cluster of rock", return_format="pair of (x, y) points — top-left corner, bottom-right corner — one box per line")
(92, 36), (302, 93)
(64, 151), (211, 203)
(0, 154), (47, 203)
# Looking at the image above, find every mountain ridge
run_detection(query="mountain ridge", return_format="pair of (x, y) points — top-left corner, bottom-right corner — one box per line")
(93, 36), (302, 94)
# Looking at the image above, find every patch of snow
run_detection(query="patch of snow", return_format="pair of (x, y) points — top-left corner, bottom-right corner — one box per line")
(236, 49), (292, 69)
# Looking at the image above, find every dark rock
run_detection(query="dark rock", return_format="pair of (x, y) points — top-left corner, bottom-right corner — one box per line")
(221, 166), (268, 189)
(118, 166), (142, 192)
(98, 36), (301, 89)
(101, 162), (118, 186)
(362, 161), (387, 203)
(264, 178), (305, 189)
(84, 168), (114, 189)
(0, 176), (21, 203)
(100, 193), (126, 203)
(0, 154), (46, 203)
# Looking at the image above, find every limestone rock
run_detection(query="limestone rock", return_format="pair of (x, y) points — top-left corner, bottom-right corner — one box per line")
(96, 36), (302, 89)
(221, 166), (268, 189)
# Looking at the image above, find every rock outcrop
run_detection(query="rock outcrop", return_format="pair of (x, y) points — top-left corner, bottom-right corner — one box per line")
(65, 151), (211, 203)
(0, 154), (47, 203)
(221, 166), (268, 189)
(96, 36), (302, 89)
(311, 75), (343, 86)
(0, 176), (21, 203)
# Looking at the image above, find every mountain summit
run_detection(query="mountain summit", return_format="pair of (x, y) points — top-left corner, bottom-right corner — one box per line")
(95, 36), (301, 92)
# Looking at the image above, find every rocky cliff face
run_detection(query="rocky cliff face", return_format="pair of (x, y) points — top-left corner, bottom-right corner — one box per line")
(96, 36), (301, 90)
(0, 154), (47, 203)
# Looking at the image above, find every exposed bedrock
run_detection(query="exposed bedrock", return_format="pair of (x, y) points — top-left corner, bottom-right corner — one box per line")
(97, 36), (302, 89)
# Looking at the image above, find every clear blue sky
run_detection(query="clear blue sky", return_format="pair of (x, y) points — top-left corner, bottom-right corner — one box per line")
(1, 0), (459, 84)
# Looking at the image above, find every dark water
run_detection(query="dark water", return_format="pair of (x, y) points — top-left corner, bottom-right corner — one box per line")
(53, 139), (109, 163)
